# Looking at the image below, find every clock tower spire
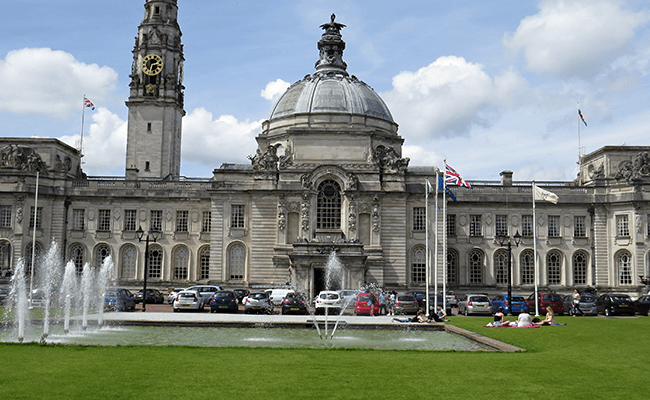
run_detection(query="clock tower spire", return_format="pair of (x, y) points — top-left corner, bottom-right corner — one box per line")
(125, 0), (185, 179)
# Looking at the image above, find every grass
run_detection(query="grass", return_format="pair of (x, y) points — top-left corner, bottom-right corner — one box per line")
(1, 315), (648, 399)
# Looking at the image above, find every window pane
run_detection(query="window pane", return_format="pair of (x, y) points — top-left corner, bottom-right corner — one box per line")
(316, 180), (341, 230)
(548, 216), (560, 237)
(176, 210), (188, 232)
(470, 215), (482, 236)
(200, 247), (210, 280)
(616, 215), (629, 237)
(411, 246), (426, 284)
(574, 216), (586, 238)
(231, 205), (245, 228)
(413, 207), (425, 231)
(522, 215), (533, 237)
(98, 209), (111, 231)
(446, 214), (456, 236)
(0, 205), (12, 228)
(124, 209), (137, 231)
(150, 210), (162, 231)
(495, 215), (508, 237)
(202, 211), (211, 232)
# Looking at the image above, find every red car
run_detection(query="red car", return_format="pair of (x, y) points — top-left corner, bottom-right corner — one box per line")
(354, 293), (380, 316)
(525, 292), (564, 315)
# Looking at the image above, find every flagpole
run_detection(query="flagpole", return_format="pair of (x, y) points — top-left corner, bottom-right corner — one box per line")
(425, 178), (430, 317)
(434, 173), (439, 316)
(442, 161), (448, 313)
(532, 181), (539, 316)
(80, 95), (86, 154)
(28, 171), (39, 308)
(577, 101), (581, 161)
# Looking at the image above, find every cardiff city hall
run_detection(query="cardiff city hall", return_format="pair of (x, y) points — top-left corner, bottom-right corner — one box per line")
(1, 0), (649, 302)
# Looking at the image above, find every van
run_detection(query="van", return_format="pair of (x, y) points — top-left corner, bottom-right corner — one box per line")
(265, 288), (294, 306)
(186, 285), (222, 304)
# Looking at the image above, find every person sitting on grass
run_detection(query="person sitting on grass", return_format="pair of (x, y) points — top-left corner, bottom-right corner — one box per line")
(539, 307), (556, 326)
(492, 307), (511, 327)
(432, 305), (448, 322)
(517, 309), (533, 327)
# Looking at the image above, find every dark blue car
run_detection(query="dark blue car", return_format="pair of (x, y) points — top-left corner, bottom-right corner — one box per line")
(104, 288), (136, 311)
(210, 290), (239, 313)
(491, 294), (528, 315)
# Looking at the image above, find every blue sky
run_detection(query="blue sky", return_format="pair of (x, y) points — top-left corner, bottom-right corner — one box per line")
(2, 0), (650, 181)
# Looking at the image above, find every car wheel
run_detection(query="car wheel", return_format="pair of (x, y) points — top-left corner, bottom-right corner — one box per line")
(463, 308), (468, 317)
(173, 307), (178, 313)
(605, 308), (611, 317)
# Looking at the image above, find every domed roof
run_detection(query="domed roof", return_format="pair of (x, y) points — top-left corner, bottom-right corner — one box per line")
(267, 14), (394, 124)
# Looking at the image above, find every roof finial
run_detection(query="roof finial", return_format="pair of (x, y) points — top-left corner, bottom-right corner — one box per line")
(315, 14), (348, 75)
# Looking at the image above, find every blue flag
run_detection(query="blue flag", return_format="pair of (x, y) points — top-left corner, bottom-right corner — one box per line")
(439, 174), (458, 202)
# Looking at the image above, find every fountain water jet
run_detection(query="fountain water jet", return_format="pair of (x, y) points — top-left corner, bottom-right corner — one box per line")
(95, 256), (114, 327)
(9, 260), (29, 342)
(60, 260), (78, 334)
(80, 262), (94, 330)
(40, 240), (62, 339)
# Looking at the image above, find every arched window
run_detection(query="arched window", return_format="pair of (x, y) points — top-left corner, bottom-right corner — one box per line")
(120, 244), (137, 279)
(573, 251), (588, 285)
(148, 245), (162, 279)
(547, 251), (562, 285)
(173, 246), (189, 280)
(617, 251), (632, 285)
(520, 249), (535, 285)
(69, 243), (84, 276)
(199, 246), (210, 280)
(25, 242), (42, 278)
(447, 248), (458, 285)
(411, 246), (426, 284)
(0, 241), (11, 278)
(95, 244), (111, 268)
(494, 249), (508, 285)
(316, 180), (341, 229)
(228, 243), (245, 281)
(468, 249), (483, 284)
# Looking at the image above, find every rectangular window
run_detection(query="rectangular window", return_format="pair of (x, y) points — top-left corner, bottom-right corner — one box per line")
(548, 215), (560, 237)
(446, 214), (456, 236)
(72, 209), (85, 230)
(616, 215), (629, 237)
(124, 209), (137, 231)
(522, 215), (533, 237)
(469, 215), (482, 236)
(202, 211), (212, 232)
(98, 209), (111, 232)
(176, 210), (188, 232)
(413, 207), (425, 231)
(574, 216), (586, 238)
(495, 215), (508, 237)
(0, 205), (12, 228)
(150, 210), (162, 231)
(231, 205), (245, 228)
(29, 207), (42, 229)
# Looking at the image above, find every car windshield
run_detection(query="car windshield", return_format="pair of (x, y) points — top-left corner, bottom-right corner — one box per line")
(105, 289), (120, 296)
(250, 293), (268, 300)
(215, 292), (234, 298)
(321, 293), (339, 300)
(511, 296), (525, 302)
(179, 292), (195, 298)
(470, 296), (489, 302)
(612, 295), (630, 301)
(398, 295), (415, 302)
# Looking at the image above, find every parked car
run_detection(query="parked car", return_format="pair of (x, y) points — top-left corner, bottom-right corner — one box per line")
(172, 290), (204, 312)
(244, 292), (272, 314)
(491, 294), (528, 315)
(446, 291), (459, 307)
(314, 290), (343, 314)
(394, 293), (419, 315)
(0, 287), (8, 304)
(596, 293), (635, 316)
(27, 288), (46, 307)
(338, 289), (362, 307)
(525, 292), (564, 315)
(458, 294), (492, 316)
(167, 287), (186, 304)
(354, 293), (380, 316)
(186, 285), (222, 305)
(233, 289), (250, 304)
(134, 288), (165, 304)
(265, 288), (295, 306)
(406, 291), (426, 310)
(563, 293), (598, 316)
(281, 293), (309, 315)
(634, 295), (650, 316)
(425, 294), (452, 317)
(104, 288), (136, 311)
(210, 290), (239, 313)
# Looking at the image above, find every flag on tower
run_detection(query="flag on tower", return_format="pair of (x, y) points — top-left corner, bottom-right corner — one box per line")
(534, 185), (559, 204)
(84, 97), (95, 111)
(438, 173), (458, 202)
(578, 109), (587, 126)
(445, 163), (471, 188)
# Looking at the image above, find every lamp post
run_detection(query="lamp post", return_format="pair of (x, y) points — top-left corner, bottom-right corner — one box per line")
(497, 230), (522, 316)
(136, 225), (160, 312)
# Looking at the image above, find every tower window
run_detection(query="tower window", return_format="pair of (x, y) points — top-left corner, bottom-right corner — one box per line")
(147, 123), (152, 132)
(145, 161), (150, 171)
(154, 6), (160, 15)
(317, 180), (341, 229)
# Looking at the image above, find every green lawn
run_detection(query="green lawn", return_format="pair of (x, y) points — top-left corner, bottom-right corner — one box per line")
(1, 316), (648, 399)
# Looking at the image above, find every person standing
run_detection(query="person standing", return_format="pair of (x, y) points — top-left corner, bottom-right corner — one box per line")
(379, 292), (387, 315)
(572, 289), (582, 316)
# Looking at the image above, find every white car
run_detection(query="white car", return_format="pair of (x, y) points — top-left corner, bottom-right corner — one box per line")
(185, 285), (222, 305)
(172, 290), (204, 312)
(167, 287), (187, 304)
(338, 289), (361, 308)
(265, 288), (294, 306)
(314, 291), (343, 315)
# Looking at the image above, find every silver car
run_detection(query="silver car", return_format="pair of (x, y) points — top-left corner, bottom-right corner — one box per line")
(186, 285), (222, 305)
(244, 292), (272, 314)
(458, 294), (492, 316)
(394, 293), (420, 315)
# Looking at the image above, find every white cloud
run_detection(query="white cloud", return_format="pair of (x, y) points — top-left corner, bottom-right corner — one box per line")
(0, 48), (118, 119)
(382, 56), (526, 140)
(504, 0), (650, 78)
(181, 108), (262, 171)
(261, 79), (290, 102)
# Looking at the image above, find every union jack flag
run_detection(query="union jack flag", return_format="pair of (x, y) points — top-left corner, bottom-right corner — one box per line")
(445, 163), (471, 188)
(84, 97), (95, 111)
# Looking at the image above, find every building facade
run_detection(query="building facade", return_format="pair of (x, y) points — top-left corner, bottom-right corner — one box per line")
(1, 1), (649, 299)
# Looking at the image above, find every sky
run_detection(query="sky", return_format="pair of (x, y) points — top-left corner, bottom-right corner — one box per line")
(2, 0), (650, 182)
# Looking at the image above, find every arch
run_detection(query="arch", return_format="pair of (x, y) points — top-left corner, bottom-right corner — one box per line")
(520, 249), (535, 285)
(199, 246), (210, 280)
(227, 242), (246, 281)
(615, 250), (633, 285)
(546, 250), (562, 285)
(468, 248), (484, 284)
(120, 244), (137, 279)
(410, 245), (426, 284)
(94, 243), (111, 268)
(172, 245), (189, 280)
(572, 250), (588, 285)
(147, 244), (163, 279)
(493, 249), (508, 285)
(316, 179), (342, 230)
(0, 240), (11, 278)
(447, 248), (458, 285)
(69, 243), (85, 276)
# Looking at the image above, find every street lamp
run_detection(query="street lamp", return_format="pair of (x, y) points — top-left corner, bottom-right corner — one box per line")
(136, 225), (160, 312)
(497, 230), (522, 316)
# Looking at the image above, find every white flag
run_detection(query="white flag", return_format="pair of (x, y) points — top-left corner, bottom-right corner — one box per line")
(534, 185), (559, 204)
(426, 179), (434, 194)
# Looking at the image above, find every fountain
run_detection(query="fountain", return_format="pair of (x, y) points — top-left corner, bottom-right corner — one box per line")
(95, 256), (114, 327)
(80, 262), (94, 330)
(7, 260), (29, 342)
(60, 260), (78, 334)
(39, 240), (62, 339)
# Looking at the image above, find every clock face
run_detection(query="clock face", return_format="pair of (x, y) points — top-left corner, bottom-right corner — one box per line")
(142, 54), (163, 76)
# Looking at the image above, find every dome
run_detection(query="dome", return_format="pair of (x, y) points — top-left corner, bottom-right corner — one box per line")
(267, 14), (394, 125)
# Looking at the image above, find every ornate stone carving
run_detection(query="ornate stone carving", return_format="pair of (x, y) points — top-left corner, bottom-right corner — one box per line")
(278, 145), (293, 169)
(278, 195), (287, 232)
(300, 193), (311, 234)
(348, 196), (357, 232)
(588, 163), (604, 179)
(0, 145), (47, 172)
(371, 196), (380, 232)
(248, 144), (281, 172)
(373, 145), (409, 173)
(615, 152), (650, 182)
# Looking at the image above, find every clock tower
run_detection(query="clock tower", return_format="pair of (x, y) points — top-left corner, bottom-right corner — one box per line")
(125, 0), (185, 179)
